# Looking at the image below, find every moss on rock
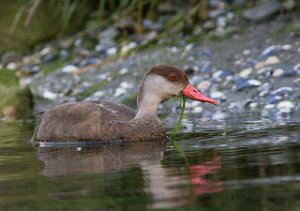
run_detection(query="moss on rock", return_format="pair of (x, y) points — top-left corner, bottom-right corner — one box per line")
(0, 69), (34, 120)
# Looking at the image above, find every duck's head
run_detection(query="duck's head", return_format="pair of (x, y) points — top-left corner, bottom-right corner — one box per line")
(138, 64), (217, 106)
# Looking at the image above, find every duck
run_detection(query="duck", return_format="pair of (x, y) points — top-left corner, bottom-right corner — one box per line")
(33, 64), (217, 143)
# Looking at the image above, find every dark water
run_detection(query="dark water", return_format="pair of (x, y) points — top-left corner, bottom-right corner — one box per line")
(1, 113), (300, 210)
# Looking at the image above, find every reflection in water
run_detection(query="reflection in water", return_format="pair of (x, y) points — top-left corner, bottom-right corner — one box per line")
(190, 156), (223, 195)
(37, 140), (225, 209)
(37, 141), (165, 176)
(1, 115), (300, 210)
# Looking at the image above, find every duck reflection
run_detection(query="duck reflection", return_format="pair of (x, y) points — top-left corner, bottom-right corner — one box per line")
(37, 141), (165, 176)
(36, 141), (224, 209)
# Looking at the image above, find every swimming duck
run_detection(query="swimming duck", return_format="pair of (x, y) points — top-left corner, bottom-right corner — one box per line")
(33, 64), (217, 143)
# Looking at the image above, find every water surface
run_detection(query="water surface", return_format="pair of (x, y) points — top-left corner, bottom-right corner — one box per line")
(1, 113), (300, 210)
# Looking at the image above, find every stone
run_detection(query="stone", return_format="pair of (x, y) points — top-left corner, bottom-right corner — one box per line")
(61, 65), (78, 73)
(272, 68), (284, 77)
(260, 44), (291, 57)
(235, 77), (261, 91)
(217, 16), (227, 28)
(239, 68), (253, 78)
(42, 90), (58, 100)
(277, 101), (295, 113)
(281, 68), (299, 77)
(264, 104), (275, 109)
(197, 81), (211, 91)
(210, 91), (225, 100)
(212, 69), (233, 82)
(242, 0), (282, 21)
(265, 56), (280, 65)
(203, 20), (216, 31)
(42, 53), (55, 63)
(1, 51), (23, 66)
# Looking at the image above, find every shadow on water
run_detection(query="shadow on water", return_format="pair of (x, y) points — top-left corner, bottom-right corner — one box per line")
(1, 113), (300, 210)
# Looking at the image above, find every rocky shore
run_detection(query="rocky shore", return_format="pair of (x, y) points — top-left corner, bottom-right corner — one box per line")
(0, 0), (299, 121)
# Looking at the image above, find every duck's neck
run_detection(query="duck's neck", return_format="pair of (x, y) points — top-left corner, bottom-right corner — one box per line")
(134, 75), (166, 121)
(135, 93), (162, 120)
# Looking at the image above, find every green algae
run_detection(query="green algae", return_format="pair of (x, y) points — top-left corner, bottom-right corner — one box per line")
(0, 69), (33, 119)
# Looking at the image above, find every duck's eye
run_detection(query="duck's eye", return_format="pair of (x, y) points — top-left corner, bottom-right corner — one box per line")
(168, 73), (177, 81)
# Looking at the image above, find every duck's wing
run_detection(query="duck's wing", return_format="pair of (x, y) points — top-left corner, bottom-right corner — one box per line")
(33, 101), (136, 142)
(87, 100), (136, 121)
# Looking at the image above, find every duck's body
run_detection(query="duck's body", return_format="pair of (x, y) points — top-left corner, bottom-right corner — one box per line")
(34, 101), (165, 142)
(33, 65), (217, 143)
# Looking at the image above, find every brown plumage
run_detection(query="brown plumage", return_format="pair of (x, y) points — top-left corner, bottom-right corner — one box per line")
(33, 64), (217, 143)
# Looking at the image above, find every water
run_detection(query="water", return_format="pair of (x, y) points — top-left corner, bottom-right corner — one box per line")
(1, 113), (300, 210)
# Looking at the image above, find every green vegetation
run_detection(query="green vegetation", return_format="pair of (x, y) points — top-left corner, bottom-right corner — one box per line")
(0, 69), (33, 119)
(0, 0), (99, 54)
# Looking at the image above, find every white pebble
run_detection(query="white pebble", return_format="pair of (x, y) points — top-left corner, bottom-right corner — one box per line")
(243, 49), (251, 55)
(264, 104), (275, 109)
(277, 101), (295, 113)
(239, 68), (253, 78)
(61, 65), (78, 73)
(265, 56), (280, 65)
(119, 68), (128, 74)
(247, 79), (261, 86)
(210, 91), (225, 99)
(294, 63), (300, 70)
(6, 62), (17, 70)
(106, 47), (117, 56)
(43, 90), (58, 100)
(192, 107), (203, 113)
(249, 102), (258, 108)
(273, 68), (284, 77)
(40, 47), (51, 55)
(282, 44), (291, 50)
(185, 43), (194, 51)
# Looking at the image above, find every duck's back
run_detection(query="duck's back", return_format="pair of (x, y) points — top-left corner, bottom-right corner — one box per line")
(34, 101), (137, 142)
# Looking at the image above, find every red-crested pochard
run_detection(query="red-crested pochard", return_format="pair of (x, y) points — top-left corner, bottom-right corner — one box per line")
(33, 64), (217, 143)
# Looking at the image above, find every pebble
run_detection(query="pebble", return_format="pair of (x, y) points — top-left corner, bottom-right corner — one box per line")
(42, 53), (55, 63)
(270, 87), (293, 96)
(81, 58), (101, 67)
(197, 81), (211, 91)
(106, 47), (117, 56)
(243, 49), (251, 55)
(272, 68), (284, 77)
(6, 62), (17, 70)
(212, 69), (233, 82)
(235, 77), (261, 91)
(242, 0), (282, 21)
(120, 42), (138, 54)
(281, 68), (299, 77)
(61, 65), (78, 73)
(264, 56), (280, 65)
(268, 87), (294, 104)
(194, 61), (211, 74)
(217, 16), (227, 28)
(277, 101), (295, 113)
(239, 67), (253, 78)
(43, 90), (58, 100)
(40, 47), (52, 55)
(119, 68), (128, 74)
(210, 91), (225, 100)
(203, 20), (216, 30)
(264, 104), (275, 109)
(192, 107), (203, 113)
